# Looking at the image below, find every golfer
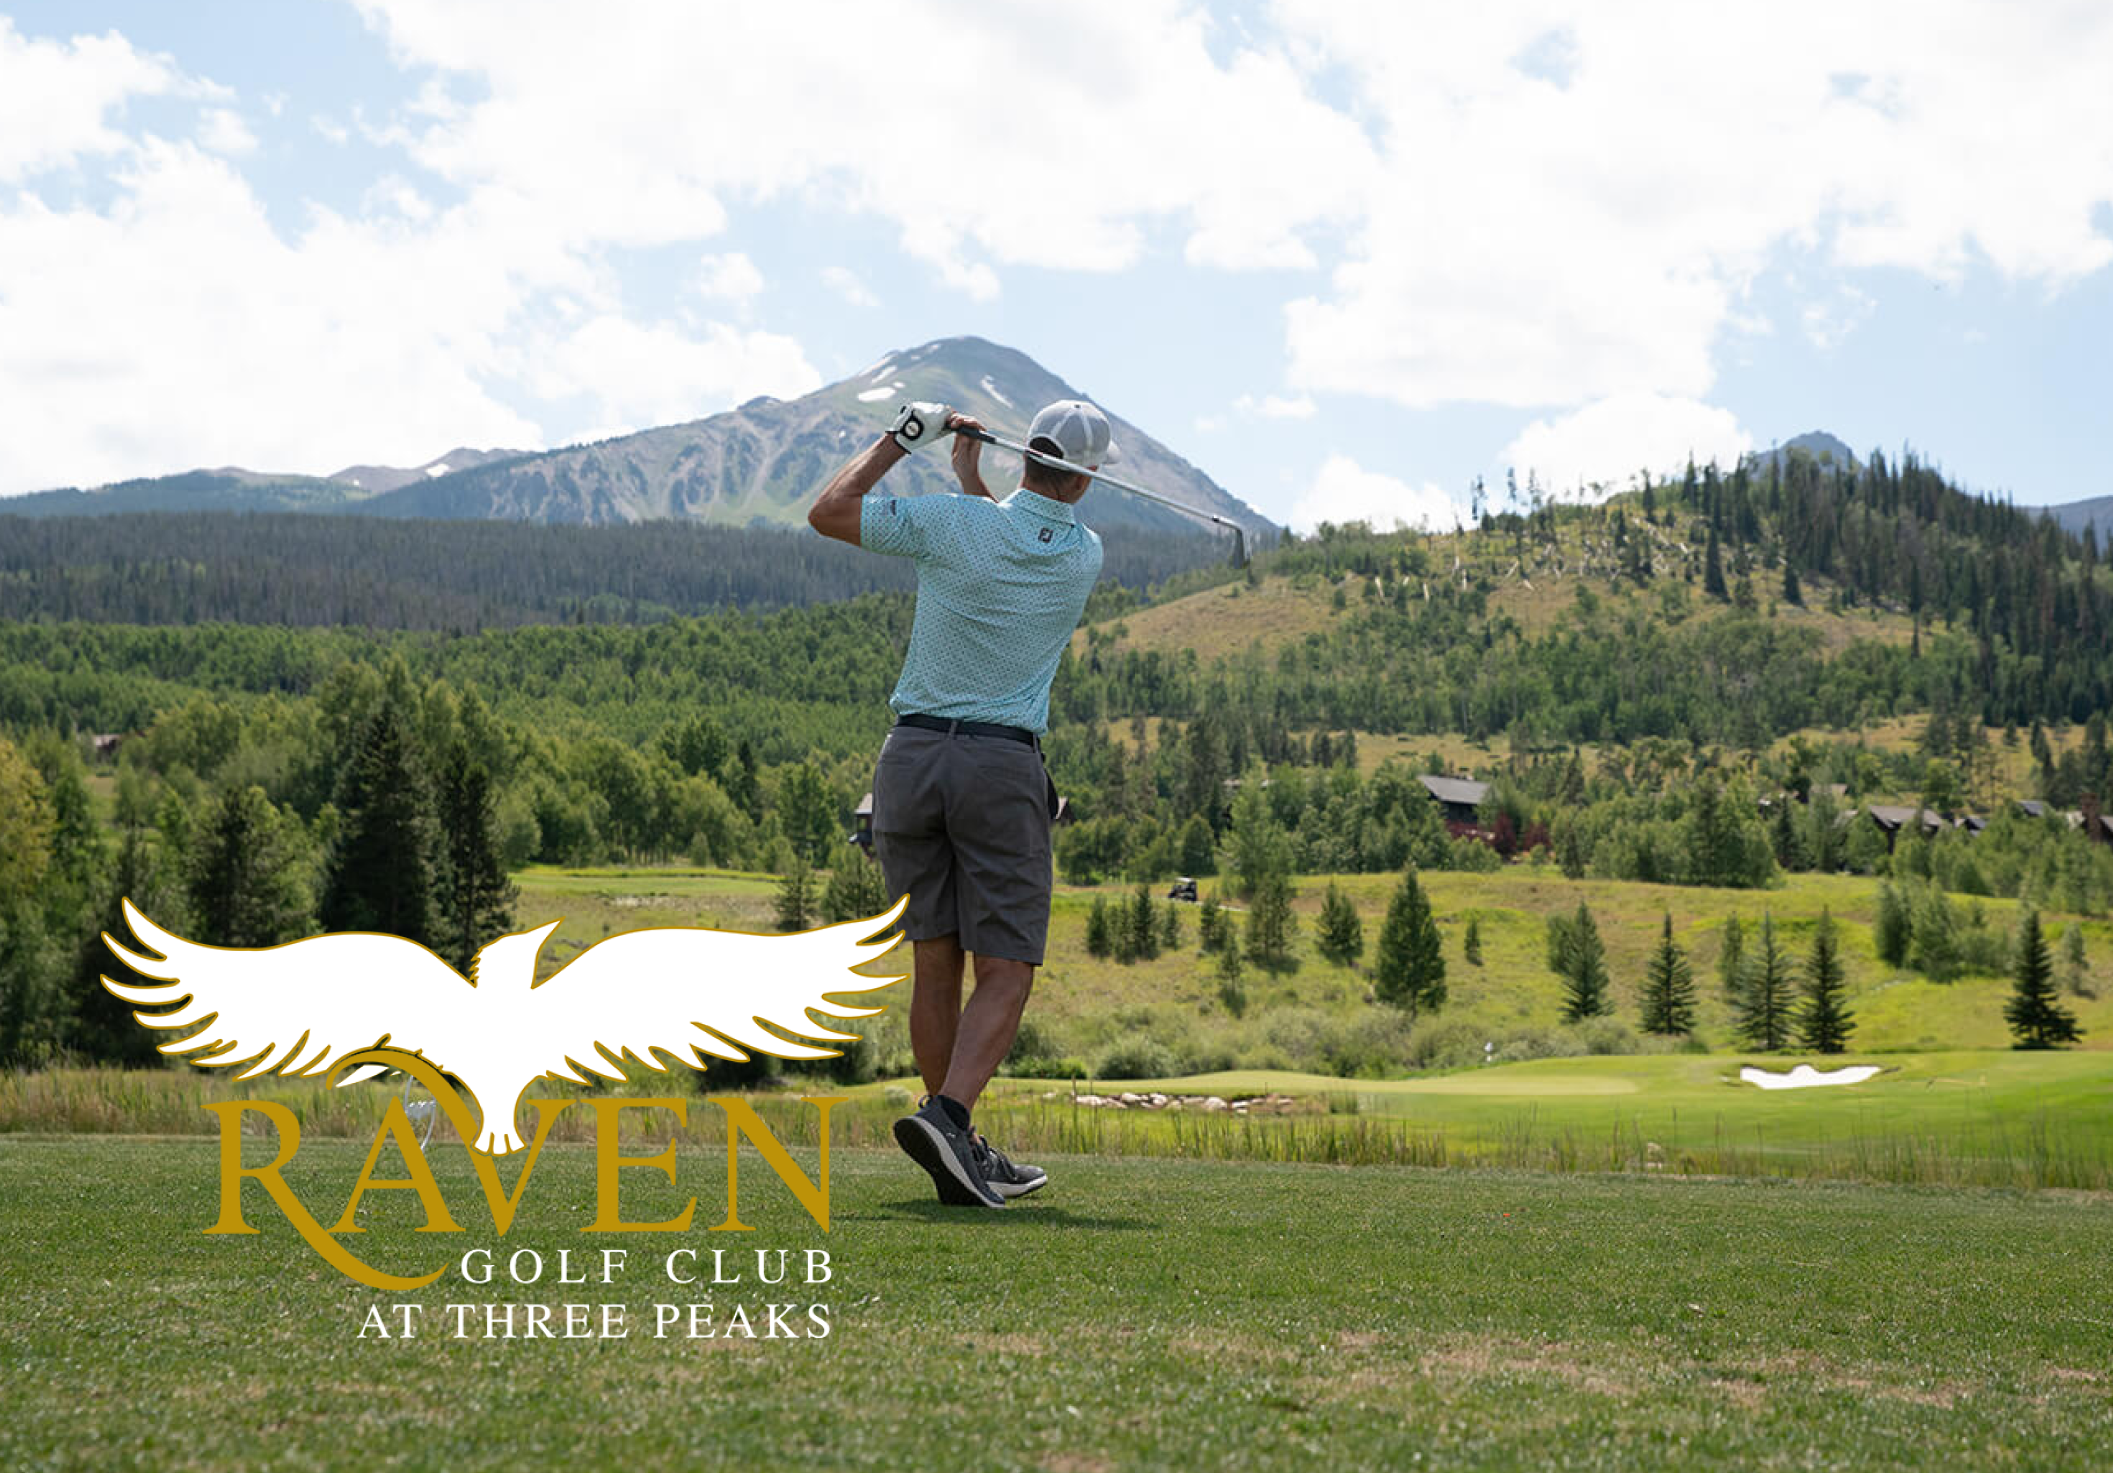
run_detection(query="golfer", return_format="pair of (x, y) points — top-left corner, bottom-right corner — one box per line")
(808, 397), (1112, 1207)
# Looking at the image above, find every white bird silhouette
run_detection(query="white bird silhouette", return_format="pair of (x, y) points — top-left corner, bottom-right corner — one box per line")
(101, 896), (906, 1153)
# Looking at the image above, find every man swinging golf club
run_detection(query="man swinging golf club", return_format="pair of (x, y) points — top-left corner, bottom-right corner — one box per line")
(808, 396), (1114, 1207)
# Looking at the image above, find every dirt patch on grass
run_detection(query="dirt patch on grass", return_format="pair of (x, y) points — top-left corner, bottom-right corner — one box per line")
(1311, 1333), (1642, 1401)
(1040, 1455), (1114, 1473)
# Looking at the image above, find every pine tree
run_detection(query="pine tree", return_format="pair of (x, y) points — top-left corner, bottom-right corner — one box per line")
(2062, 923), (2094, 998)
(2005, 910), (2081, 1049)
(1086, 896), (1113, 958)
(1158, 900), (1182, 952)
(435, 744), (519, 974)
(1243, 873), (1297, 970)
(1782, 559), (1803, 606)
(190, 785), (311, 949)
(773, 859), (812, 932)
(1735, 913), (1794, 1050)
(1215, 925), (1246, 1015)
(1874, 882), (1912, 966)
(1176, 814), (1217, 876)
(1463, 916), (1483, 966)
(1717, 914), (1746, 1001)
(1196, 893), (1222, 954)
(820, 858), (891, 924)
(1128, 885), (1160, 963)
(1374, 869), (1445, 1013)
(1316, 882), (1364, 966)
(1550, 900), (1611, 1021)
(319, 701), (436, 947)
(1703, 523), (1727, 598)
(1796, 910), (1855, 1053)
(1638, 914), (1697, 1035)
(71, 828), (183, 1065)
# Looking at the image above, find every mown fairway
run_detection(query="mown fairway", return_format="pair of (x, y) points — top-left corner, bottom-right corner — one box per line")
(4, 1137), (2111, 1471)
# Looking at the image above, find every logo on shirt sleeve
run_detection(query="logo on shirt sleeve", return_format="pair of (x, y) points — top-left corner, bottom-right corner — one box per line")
(1038, 527), (1053, 543)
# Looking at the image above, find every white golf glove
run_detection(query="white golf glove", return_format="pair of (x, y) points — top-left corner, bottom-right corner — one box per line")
(888, 401), (954, 453)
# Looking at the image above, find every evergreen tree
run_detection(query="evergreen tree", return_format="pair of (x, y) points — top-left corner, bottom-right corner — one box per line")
(318, 701), (436, 947)
(2005, 910), (2081, 1049)
(2062, 923), (2094, 998)
(1549, 900), (1612, 1021)
(1243, 873), (1297, 970)
(1086, 896), (1113, 958)
(1463, 916), (1483, 966)
(1717, 914), (1747, 1001)
(1874, 883), (1912, 967)
(1796, 910), (1855, 1054)
(1158, 900), (1182, 952)
(1735, 913), (1794, 1050)
(773, 859), (813, 932)
(1907, 884), (1959, 982)
(1176, 813), (1217, 876)
(1374, 869), (1445, 1013)
(1686, 774), (1740, 886)
(71, 827), (183, 1065)
(189, 785), (311, 949)
(1638, 914), (1697, 1036)
(1196, 892), (1222, 954)
(1128, 885), (1161, 963)
(1782, 559), (1803, 606)
(1703, 523), (1727, 598)
(820, 858), (891, 924)
(1316, 882), (1364, 966)
(1215, 924), (1246, 1015)
(435, 745), (519, 974)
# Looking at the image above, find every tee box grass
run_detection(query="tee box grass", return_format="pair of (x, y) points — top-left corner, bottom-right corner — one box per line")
(2, 1137), (2109, 1471)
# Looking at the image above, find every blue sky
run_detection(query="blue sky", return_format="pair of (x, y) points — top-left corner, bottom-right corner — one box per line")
(3, 2), (2110, 527)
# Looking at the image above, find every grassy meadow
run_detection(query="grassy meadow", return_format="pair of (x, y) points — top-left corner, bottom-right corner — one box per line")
(3, 1136), (2110, 1471)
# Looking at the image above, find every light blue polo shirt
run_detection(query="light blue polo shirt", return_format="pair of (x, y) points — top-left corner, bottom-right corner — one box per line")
(861, 488), (1103, 734)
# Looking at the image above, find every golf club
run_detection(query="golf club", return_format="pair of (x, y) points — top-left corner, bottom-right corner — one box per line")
(955, 425), (1249, 567)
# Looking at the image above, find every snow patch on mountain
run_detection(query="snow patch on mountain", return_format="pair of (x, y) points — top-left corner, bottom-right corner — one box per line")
(980, 375), (1013, 408)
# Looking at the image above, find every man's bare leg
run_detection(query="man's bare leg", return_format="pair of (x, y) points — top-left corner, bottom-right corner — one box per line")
(938, 955), (1035, 1109)
(909, 936), (966, 1096)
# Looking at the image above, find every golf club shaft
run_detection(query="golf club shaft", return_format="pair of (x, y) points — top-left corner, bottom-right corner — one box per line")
(957, 426), (1248, 552)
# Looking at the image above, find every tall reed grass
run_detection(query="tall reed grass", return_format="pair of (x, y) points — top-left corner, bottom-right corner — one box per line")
(7, 1067), (2110, 1192)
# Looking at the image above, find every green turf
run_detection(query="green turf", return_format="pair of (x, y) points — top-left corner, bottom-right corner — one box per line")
(4, 1138), (2110, 1470)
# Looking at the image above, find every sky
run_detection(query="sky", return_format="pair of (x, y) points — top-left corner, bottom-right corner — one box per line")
(3, 1), (2110, 531)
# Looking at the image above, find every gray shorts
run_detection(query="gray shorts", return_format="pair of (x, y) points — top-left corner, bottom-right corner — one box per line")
(871, 723), (1055, 965)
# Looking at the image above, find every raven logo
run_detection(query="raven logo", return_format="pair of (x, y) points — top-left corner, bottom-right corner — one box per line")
(101, 898), (906, 1153)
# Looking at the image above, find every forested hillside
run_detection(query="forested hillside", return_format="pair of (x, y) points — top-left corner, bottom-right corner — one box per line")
(0, 513), (1232, 629)
(2, 438), (2110, 1068)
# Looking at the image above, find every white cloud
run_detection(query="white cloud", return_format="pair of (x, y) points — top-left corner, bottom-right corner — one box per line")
(1235, 392), (1318, 420)
(696, 251), (764, 302)
(1290, 454), (1465, 533)
(820, 265), (877, 308)
(1801, 285), (1875, 350)
(196, 107), (257, 156)
(350, 0), (1377, 289)
(1275, 3), (2113, 409)
(1497, 393), (1752, 497)
(0, 19), (186, 180)
(526, 317), (820, 434)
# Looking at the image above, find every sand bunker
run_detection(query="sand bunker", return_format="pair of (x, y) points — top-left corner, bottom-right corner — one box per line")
(1739, 1064), (1881, 1090)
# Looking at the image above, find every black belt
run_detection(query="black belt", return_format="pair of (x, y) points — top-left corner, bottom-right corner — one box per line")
(896, 713), (1039, 746)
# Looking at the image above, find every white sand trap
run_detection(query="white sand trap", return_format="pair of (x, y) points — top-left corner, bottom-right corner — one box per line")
(1740, 1064), (1880, 1090)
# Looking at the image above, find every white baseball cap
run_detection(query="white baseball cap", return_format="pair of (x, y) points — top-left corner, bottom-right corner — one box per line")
(1026, 399), (1120, 468)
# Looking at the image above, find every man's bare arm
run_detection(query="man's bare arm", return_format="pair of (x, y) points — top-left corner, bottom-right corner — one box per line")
(808, 434), (908, 546)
